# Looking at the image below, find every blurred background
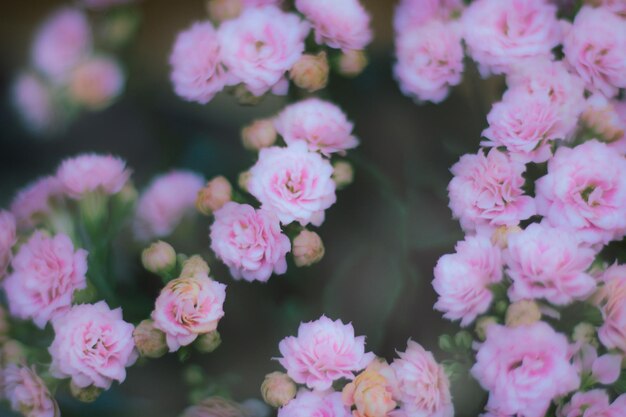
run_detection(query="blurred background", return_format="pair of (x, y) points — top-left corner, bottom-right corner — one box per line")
(0, 1), (503, 416)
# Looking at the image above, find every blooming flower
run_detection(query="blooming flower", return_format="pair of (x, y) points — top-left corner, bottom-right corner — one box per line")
(0, 211), (16, 278)
(49, 301), (137, 389)
(3, 365), (60, 417)
(12, 73), (55, 133)
(342, 359), (397, 417)
(594, 263), (626, 354)
(471, 322), (580, 417)
(274, 98), (359, 156)
(56, 153), (131, 199)
(278, 316), (375, 391)
(152, 273), (226, 351)
(559, 390), (626, 417)
(10, 176), (62, 230)
(393, 0), (463, 34)
(278, 390), (351, 417)
(68, 55), (125, 110)
(248, 143), (336, 226)
(210, 202), (291, 282)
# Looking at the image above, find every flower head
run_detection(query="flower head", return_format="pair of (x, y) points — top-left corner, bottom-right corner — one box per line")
(10, 177), (62, 230)
(56, 153), (131, 199)
(3, 365), (60, 417)
(278, 390), (351, 417)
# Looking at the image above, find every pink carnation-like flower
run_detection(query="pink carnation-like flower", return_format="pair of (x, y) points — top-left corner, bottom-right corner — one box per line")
(12, 73), (55, 133)
(505, 223), (597, 305)
(393, 0), (463, 34)
(448, 148), (535, 233)
(170, 21), (229, 104)
(394, 20), (464, 104)
(10, 176), (62, 230)
(4, 231), (87, 328)
(210, 202), (290, 283)
(535, 140), (626, 245)
(295, 0), (372, 51)
(49, 301), (137, 389)
(134, 170), (204, 241)
(152, 273), (226, 351)
(391, 340), (454, 417)
(595, 264), (626, 354)
(69, 56), (125, 110)
(559, 390), (626, 417)
(56, 153), (131, 199)
(462, 0), (561, 76)
(563, 6), (626, 98)
(274, 98), (359, 156)
(31, 8), (92, 81)
(0, 211), (16, 278)
(433, 236), (502, 327)
(278, 390), (351, 417)
(471, 322), (580, 417)
(218, 6), (309, 96)
(248, 142), (336, 226)
(278, 316), (375, 391)
(3, 365), (60, 417)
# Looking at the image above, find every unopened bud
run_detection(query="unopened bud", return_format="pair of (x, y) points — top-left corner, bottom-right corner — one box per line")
(475, 316), (498, 341)
(261, 372), (297, 408)
(491, 225), (522, 249)
(133, 319), (167, 359)
(196, 176), (232, 215)
(180, 255), (210, 278)
(573, 323), (598, 347)
(242, 119), (277, 151)
(332, 161), (354, 189)
(292, 230), (325, 267)
(206, 0), (242, 23)
(505, 300), (541, 328)
(289, 52), (329, 93)
(142, 241), (177, 275)
(238, 171), (252, 192)
(70, 382), (102, 403)
(338, 50), (368, 77)
(195, 330), (222, 353)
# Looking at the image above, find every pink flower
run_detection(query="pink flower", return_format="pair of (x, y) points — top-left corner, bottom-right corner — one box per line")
(391, 340), (454, 417)
(278, 316), (375, 391)
(559, 390), (626, 417)
(504, 223), (597, 305)
(31, 8), (92, 81)
(295, 0), (372, 51)
(571, 343), (621, 386)
(68, 56), (125, 109)
(49, 301), (137, 389)
(3, 231), (87, 328)
(393, 0), (463, 34)
(589, 0), (626, 18)
(394, 20), (464, 103)
(433, 236), (502, 326)
(3, 365), (60, 417)
(248, 143), (336, 226)
(278, 390), (351, 417)
(151, 273), (226, 351)
(170, 21), (229, 104)
(218, 6), (309, 96)
(274, 98), (359, 156)
(10, 176), (62, 230)
(0, 211), (16, 278)
(595, 264), (626, 354)
(448, 148), (536, 233)
(471, 322), (580, 417)
(12, 73), (55, 133)
(563, 6), (626, 98)
(462, 0), (561, 76)
(535, 140), (626, 245)
(581, 95), (626, 153)
(56, 153), (131, 199)
(210, 202), (290, 283)
(134, 170), (204, 241)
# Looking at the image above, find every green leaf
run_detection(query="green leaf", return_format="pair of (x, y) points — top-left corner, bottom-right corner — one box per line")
(614, 370), (626, 395)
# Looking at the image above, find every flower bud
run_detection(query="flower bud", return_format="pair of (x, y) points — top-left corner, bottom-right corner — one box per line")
(195, 330), (222, 353)
(505, 300), (541, 328)
(238, 171), (252, 192)
(1, 340), (26, 365)
(142, 241), (177, 275)
(206, 0), (242, 23)
(573, 322), (598, 347)
(475, 316), (498, 341)
(241, 119), (277, 151)
(292, 230), (325, 267)
(289, 52), (329, 93)
(180, 255), (211, 279)
(133, 319), (168, 359)
(338, 50), (368, 77)
(581, 95), (625, 143)
(261, 372), (297, 408)
(491, 225), (522, 249)
(332, 161), (354, 189)
(70, 382), (103, 403)
(196, 176), (232, 215)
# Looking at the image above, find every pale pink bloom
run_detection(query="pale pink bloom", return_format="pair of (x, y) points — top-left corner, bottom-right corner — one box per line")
(12, 73), (55, 133)
(581, 94), (626, 152)
(559, 390), (626, 417)
(81, 0), (135, 9)
(433, 236), (502, 326)
(248, 142), (336, 226)
(393, 0), (463, 34)
(151, 272), (226, 351)
(278, 390), (351, 417)
(0, 211), (16, 278)
(504, 223), (597, 305)
(56, 153), (131, 199)
(49, 301), (137, 389)
(210, 202), (290, 283)
(218, 6), (309, 96)
(295, 0), (372, 51)
(394, 20), (464, 103)
(274, 98), (359, 156)
(595, 263), (626, 354)
(391, 340), (454, 417)
(10, 177), (62, 230)
(3, 365), (60, 417)
(31, 8), (92, 81)
(571, 343), (621, 385)
(462, 0), (561, 76)
(448, 148), (535, 233)
(170, 21), (229, 104)
(563, 6), (626, 98)
(69, 56), (125, 109)
(278, 316), (375, 391)
(3, 231), (87, 328)
(535, 140), (626, 245)
(471, 323), (580, 417)
(133, 170), (204, 241)
(588, 0), (626, 17)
